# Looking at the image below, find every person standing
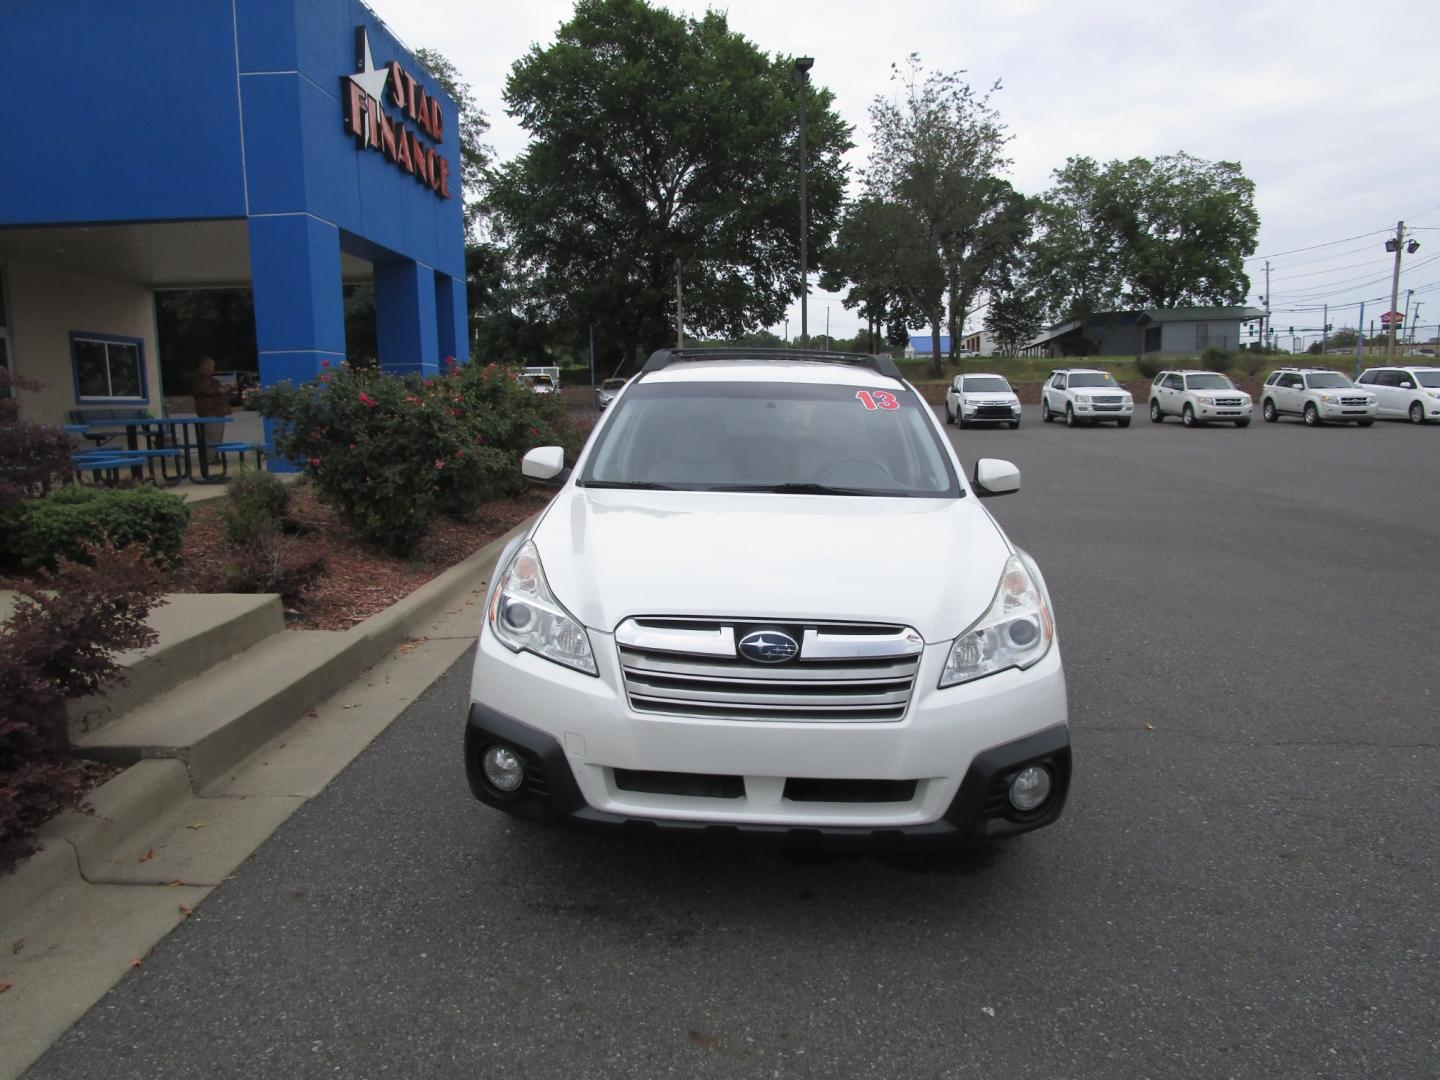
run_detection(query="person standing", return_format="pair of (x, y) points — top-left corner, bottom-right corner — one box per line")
(190, 355), (231, 463)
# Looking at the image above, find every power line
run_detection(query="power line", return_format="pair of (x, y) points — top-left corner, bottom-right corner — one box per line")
(1245, 228), (1392, 263)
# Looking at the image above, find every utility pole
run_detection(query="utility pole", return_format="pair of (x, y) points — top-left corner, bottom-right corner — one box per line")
(1321, 303), (1328, 357)
(1263, 261), (1271, 349)
(794, 57), (814, 350)
(825, 306), (830, 350)
(1403, 289), (1414, 345)
(1355, 302), (1365, 379)
(675, 258), (684, 349)
(1387, 220), (1405, 361)
(1410, 303), (1423, 345)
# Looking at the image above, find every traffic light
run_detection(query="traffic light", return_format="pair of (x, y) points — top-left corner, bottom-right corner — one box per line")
(1289, 326), (1294, 334)
(1325, 324), (1333, 332)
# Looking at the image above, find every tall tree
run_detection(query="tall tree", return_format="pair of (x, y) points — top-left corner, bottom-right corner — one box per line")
(984, 276), (1046, 356)
(865, 57), (1023, 377)
(414, 48), (493, 240)
(489, 0), (851, 368)
(1030, 152), (1259, 334)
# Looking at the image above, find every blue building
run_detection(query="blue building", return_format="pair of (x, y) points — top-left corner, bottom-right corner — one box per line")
(0, 0), (467, 434)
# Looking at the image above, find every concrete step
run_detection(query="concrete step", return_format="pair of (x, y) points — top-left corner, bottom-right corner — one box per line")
(69, 593), (285, 738)
(74, 628), (357, 789)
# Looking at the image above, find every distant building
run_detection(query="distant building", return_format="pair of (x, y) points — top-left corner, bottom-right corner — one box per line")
(960, 330), (998, 356)
(1021, 307), (1265, 358)
(904, 334), (953, 358)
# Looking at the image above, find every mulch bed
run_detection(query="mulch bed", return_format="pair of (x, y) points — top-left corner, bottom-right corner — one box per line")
(170, 484), (554, 631)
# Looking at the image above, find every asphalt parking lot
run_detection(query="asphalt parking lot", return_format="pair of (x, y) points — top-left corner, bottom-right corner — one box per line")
(26, 406), (1440, 1079)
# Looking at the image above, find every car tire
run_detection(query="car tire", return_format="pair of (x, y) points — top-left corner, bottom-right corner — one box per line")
(1008, 420), (1020, 430)
(1149, 400), (1164, 423)
(1235, 419), (1251, 428)
(1042, 400), (1053, 423)
(945, 405), (953, 424)
(1303, 402), (1321, 427)
(1410, 401), (1426, 424)
(957, 417), (969, 429)
(1357, 420), (1374, 427)
(1117, 417), (1131, 428)
(1065, 404), (1077, 427)
(1182, 404), (1196, 427)
(1262, 399), (1278, 423)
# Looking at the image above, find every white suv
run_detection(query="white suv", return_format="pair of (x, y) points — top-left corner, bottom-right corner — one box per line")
(1148, 369), (1252, 427)
(465, 349), (1070, 848)
(1260, 368), (1377, 426)
(1041, 369), (1133, 427)
(1356, 365), (1440, 424)
(945, 373), (1022, 429)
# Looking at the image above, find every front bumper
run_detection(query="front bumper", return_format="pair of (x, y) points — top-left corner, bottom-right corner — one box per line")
(1194, 402), (1252, 421)
(464, 628), (1071, 849)
(1318, 402), (1377, 420)
(1074, 402), (1133, 420)
(961, 401), (1022, 422)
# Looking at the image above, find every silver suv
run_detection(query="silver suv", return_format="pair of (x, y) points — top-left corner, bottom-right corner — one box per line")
(1260, 368), (1376, 426)
(1041, 369), (1133, 427)
(1148, 369), (1252, 427)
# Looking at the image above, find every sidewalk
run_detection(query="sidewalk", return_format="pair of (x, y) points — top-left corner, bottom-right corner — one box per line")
(0, 515), (534, 1079)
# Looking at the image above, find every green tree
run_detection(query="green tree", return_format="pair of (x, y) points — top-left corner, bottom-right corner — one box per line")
(414, 48), (493, 239)
(1030, 152), (1259, 332)
(864, 57), (1023, 377)
(984, 278), (1046, 356)
(489, 0), (851, 369)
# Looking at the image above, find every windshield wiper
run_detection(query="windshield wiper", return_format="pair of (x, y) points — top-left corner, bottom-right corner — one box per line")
(580, 480), (681, 490)
(708, 482), (894, 497)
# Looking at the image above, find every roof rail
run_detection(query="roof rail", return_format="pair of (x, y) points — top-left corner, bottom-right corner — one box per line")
(641, 347), (904, 380)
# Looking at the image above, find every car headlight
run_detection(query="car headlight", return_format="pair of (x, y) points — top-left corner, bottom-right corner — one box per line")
(1199, 396), (1216, 406)
(1321, 394), (1339, 404)
(488, 540), (597, 675)
(940, 554), (1055, 688)
(1429, 390), (1440, 399)
(1076, 395), (1091, 404)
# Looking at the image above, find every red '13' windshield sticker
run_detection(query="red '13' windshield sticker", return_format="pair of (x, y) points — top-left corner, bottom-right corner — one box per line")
(855, 390), (900, 411)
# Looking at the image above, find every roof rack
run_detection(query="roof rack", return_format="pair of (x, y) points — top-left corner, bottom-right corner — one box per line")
(641, 347), (904, 380)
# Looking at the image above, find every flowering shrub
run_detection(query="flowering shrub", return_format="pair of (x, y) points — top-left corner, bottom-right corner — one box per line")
(1, 544), (162, 870)
(256, 361), (580, 556)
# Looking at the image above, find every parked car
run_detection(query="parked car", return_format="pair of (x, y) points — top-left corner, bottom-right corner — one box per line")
(1148, 369), (1252, 427)
(595, 377), (628, 410)
(1356, 365), (1440, 424)
(1041, 368), (1133, 427)
(464, 348), (1070, 848)
(518, 373), (557, 395)
(945, 373), (1021, 429)
(1260, 368), (1376, 426)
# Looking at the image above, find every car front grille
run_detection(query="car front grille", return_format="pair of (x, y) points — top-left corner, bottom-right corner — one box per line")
(1214, 397), (1244, 407)
(1340, 396), (1370, 406)
(971, 404), (1015, 418)
(615, 618), (923, 722)
(1091, 395), (1124, 404)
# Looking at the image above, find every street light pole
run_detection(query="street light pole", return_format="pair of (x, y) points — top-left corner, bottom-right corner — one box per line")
(794, 56), (814, 349)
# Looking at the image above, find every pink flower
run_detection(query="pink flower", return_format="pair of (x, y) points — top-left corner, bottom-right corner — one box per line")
(434, 458), (445, 470)
(358, 392), (377, 408)
(454, 449), (463, 458)
(320, 359), (330, 368)
(319, 374), (330, 383)
(308, 457), (321, 467)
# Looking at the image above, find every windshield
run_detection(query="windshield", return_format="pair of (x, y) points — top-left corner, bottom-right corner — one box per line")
(1306, 373), (1353, 389)
(521, 375), (553, 387)
(1414, 371), (1440, 388)
(581, 380), (960, 497)
(1185, 373), (1234, 390)
(602, 379), (627, 390)
(963, 377), (1010, 393)
(1067, 372), (1116, 388)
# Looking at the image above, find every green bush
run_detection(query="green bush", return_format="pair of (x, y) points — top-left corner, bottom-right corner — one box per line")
(220, 471), (290, 548)
(1135, 355), (1165, 379)
(3, 486), (189, 570)
(1200, 345), (1235, 371)
(257, 361), (582, 555)
(209, 531), (326, 604)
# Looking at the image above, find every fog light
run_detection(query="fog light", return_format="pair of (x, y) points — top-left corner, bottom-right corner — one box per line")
(482, 745), (524, 793)
(1008, 765), (1051, 812)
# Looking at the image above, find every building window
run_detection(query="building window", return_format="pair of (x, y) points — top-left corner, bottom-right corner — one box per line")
(1194, 323), (1209, 349)
(70, 333), (147, 403)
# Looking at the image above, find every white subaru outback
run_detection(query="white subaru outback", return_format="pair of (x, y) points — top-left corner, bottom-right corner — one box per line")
(465, 349), (1070, 848)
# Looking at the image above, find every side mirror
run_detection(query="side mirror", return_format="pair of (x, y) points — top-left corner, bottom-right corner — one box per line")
(521, 446), (567, 483)
(1400, 381), (1414, 389)
(973, 458), (1020, 497)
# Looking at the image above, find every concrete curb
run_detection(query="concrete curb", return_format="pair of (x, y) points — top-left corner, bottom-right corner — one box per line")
(0, 516), (534, 928)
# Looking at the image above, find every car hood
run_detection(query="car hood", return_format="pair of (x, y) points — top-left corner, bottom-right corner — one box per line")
(530, 489), (1013, 643)
(960, 391), (1018, 402)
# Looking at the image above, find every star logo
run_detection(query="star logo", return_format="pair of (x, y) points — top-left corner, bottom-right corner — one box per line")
(349, 27), (390, 103)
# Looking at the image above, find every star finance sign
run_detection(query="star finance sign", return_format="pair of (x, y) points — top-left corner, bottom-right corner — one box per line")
(342, 27), (452, 200)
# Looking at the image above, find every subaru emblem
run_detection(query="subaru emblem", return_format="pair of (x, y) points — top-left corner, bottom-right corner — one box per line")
(738, 630), (799, 664)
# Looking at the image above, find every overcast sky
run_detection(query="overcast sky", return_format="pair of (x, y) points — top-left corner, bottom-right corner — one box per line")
(382, 0), (1440, 347)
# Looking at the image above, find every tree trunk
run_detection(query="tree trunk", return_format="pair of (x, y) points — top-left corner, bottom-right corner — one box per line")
(930, 319), (943, 380)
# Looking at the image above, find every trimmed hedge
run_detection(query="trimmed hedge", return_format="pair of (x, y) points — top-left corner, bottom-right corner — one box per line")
(3, 486), (190, 570)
